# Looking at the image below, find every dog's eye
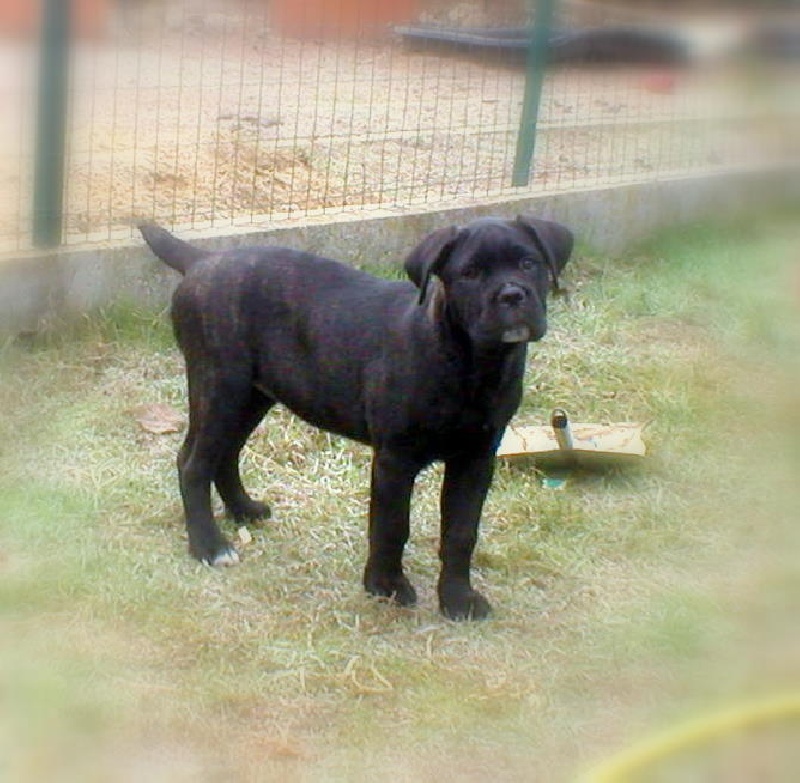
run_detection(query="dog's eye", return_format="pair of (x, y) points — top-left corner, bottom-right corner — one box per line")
(462, 266), (481, 280)
(519, 258), (536, 271)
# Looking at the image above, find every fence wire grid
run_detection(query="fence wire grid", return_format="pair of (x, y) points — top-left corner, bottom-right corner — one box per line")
(1, 0), (798, 251)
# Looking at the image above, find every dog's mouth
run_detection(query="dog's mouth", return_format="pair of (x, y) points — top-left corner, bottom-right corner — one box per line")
(501, 326), (531, 343)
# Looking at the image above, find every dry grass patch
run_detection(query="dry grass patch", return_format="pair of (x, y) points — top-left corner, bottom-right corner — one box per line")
(1, 215), (798, 781)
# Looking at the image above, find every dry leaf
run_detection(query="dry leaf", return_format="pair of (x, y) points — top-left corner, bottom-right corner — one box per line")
(133, 403), (186, 435)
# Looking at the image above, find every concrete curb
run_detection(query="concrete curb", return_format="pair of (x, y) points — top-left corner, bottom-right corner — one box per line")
(2, 166), (797, 335)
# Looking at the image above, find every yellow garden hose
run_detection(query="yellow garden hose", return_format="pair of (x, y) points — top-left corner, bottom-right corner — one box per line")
(582, 694), (800, 783)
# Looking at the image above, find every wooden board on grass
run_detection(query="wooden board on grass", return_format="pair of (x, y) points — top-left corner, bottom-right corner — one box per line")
(498, 421), (646, 468)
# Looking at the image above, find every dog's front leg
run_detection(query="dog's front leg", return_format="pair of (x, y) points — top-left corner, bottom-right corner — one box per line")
(438, 453), (495, 620)
(363, 449), (420, 607)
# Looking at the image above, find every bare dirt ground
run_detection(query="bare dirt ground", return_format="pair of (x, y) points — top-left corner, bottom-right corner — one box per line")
(0, 8), (794, 251)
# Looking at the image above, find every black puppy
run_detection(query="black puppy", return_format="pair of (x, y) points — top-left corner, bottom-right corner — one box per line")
(140, 216), (573, 620)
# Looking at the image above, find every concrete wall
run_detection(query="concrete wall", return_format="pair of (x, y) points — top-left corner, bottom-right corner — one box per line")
(1, 166), (796, 335)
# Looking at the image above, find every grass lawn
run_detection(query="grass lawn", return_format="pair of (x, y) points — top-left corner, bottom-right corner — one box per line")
(1, 215), (798, 781)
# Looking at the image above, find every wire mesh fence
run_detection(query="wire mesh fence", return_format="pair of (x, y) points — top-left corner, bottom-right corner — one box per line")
(1, 0), (798, 251)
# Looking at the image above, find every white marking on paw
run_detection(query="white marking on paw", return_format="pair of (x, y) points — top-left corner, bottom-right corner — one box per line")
(211, 548), (240, 567)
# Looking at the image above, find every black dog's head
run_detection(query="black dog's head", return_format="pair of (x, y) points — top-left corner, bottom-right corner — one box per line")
(405, 215), (574, 347)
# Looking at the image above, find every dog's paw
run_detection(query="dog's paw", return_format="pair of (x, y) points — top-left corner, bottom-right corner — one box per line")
(193, 543), (241, 567)
(364, 569), (418, 607)
(225, 498), (271, 525)
(207, 546), (241, 567)
(439, 585), (492, 621)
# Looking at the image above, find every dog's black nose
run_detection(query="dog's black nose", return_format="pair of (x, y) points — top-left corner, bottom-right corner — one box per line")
(497, 283), (527, 307)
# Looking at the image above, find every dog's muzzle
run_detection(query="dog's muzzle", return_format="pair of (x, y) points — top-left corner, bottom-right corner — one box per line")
(495, 283), (539, 343)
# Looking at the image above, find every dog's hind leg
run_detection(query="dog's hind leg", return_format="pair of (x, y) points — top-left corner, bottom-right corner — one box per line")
(179, 369), (257, 566)
(215, 386), (274, 525)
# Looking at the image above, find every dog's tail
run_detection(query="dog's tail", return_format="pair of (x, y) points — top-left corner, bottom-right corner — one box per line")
(139, 223), (210, 275)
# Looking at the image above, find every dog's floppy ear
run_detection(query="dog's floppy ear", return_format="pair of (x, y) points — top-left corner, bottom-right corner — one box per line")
(514, 215), (574, 293)
(404, 226), (460, 305)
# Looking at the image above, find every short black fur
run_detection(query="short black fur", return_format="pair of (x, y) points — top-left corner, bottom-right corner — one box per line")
(140, 215), (573, 620)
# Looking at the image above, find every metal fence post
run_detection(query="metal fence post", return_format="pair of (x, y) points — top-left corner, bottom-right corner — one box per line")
(512, 0), (557, 187)
(33, 0), (71, 248)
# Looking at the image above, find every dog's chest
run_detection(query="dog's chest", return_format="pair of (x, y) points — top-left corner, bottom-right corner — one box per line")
(402, 407), (503, 462)
(408, 375), (522, 458)
(449, 386), (517, 434)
